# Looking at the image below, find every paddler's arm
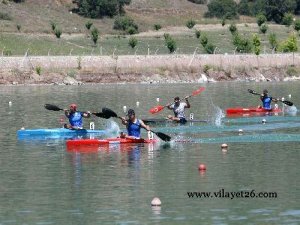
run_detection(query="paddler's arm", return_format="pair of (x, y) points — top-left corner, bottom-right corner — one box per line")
(139, 119), (150, 131)
(184, 96), (191, 108)
(82, 111), (91, 118)
(121, 117), (128, 125)
(64, 109), (70, 118)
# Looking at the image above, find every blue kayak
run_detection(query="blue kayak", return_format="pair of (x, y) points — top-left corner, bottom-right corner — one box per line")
(17, 128), (106, 140)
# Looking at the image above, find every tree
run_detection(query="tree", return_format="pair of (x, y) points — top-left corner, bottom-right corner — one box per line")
(128, 37), (137, 48)
(113, 16), (138, 34)
(164, 34), (177, 53)
(282, 12), (294, 27)
(256, 13), (267, 26)
(232, 33), (252, 53)
(73, 0), (131, 18)
(279, 34), (298, 65)
(200, 34), (208, 47)
(260, 23), (268, 34)
(85, 21), (93, 30)
(205, 0), (238, 19)
(252, 34), (261, 55)
(186, 19), (196, 29)
(91, 27), (99, 45)
(264, 0), (296, 24)
(229, 23), (237, 34)
(268, 33), (278, 52)
(294, 19), (300, 31)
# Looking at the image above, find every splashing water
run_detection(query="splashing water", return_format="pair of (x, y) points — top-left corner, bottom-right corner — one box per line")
(104, 120), (121, 137)
(284, 105), (298, 116)
(207, 99), (225, 126)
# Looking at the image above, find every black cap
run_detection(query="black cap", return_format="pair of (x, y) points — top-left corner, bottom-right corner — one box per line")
(127, 109), (135, 116)
(174, 96), (180, 101)
(263, 89), (268, 94)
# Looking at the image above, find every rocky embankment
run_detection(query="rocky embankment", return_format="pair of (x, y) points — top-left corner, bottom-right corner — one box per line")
(0, 54), (300, 85)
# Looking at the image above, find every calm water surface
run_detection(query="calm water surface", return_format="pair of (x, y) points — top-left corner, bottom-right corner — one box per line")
(0, 82), (299, 225)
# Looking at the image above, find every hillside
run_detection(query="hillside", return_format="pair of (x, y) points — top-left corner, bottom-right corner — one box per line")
(0, 0), (224, 34)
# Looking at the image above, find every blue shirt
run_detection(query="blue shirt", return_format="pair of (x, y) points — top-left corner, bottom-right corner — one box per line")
(261, 96), (273, 110)
(68, 112), (84, 128)
(127, 119), (141, 138)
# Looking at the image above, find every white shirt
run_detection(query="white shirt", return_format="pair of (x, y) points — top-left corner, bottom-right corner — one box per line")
(169, 102), (187, 118)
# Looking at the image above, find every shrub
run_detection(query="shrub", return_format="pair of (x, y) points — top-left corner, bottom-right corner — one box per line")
(3, 49), (12, 56)
(204, 43), (216, 54)
(252, 34), (261, 55)
(163, 33), (171, 40)
(200, 34), (208, 47)
(54, 28), (62, 38)
(113, 16), (138, 34)
(268, 33), (278, 51)
(205, 0), (238, 19)
(221, 18), (226, 26)
(195, 30), (201, 39)
(164, 35), (177, 53)
(128, 37), (138, 48)
(232, 33), (252, 53)
(91, 27), (99, 45)
(259, 23), (268, 34)
(256, 13), (267, 27)
(35, 66), (42, 75)
(203, 64), (212, 73)
(127, 26), (138, 35)
(229, 23), (237, 34)
(282, 13), (294, 27)
(0, 12), (12, 20)
(85, 21), (93, 30)
(186, 19), (196, 29)
(154, 24), (162, 30)
(50, 21), (56, 31)
(294, 19), (300, 31)
(16, 24), (21, 31)
(187, 0), (207, 4)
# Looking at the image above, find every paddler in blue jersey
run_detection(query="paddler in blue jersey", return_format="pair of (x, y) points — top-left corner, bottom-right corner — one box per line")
(166, 96), (191, 124)
(120, 109), (150, 139)
(259, 89), (278, 110)
(64, 104), (91, 129)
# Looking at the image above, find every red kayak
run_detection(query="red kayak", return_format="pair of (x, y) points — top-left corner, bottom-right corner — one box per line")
(226, 107), (282, 117)
(66, 137), (157, 152)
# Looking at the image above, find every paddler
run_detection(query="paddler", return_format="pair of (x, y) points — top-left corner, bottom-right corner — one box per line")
(166, 96), (191, 124)
(64, 104), (91, 129)
(120, 109), (150, 139)
(259, 89), (278, 110)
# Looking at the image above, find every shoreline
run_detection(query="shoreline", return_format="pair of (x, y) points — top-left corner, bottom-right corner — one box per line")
(1, 54), (300, 85)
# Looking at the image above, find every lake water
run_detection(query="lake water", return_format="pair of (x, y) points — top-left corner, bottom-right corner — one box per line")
(0, 82), (299, 225)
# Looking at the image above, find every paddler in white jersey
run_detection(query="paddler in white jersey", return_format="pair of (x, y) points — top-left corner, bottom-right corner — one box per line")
(166, 96), (191, 124)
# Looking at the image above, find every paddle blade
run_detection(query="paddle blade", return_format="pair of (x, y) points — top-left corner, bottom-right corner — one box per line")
(102, 107), (118, 118)
(149, 105), (165, 114)
(281, 100), (293, 106)
(92, 112), (110, 118)
(248, 89), (259, 95)
(154, 131), (171, 142)
(192, 87), (206, 96)
(44, 104), (63, 111)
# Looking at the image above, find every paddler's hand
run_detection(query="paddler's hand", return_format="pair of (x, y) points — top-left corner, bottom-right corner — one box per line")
(184, 96), (189, 101)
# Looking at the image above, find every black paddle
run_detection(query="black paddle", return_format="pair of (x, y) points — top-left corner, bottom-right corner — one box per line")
(248, 89), (293, 106)
(101, 107), (171, 142)
(45, 104), (107, 118)
(44, 104), (63, 111)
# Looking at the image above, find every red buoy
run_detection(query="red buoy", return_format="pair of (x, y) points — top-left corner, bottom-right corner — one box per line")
(198, 164), (206, 171)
